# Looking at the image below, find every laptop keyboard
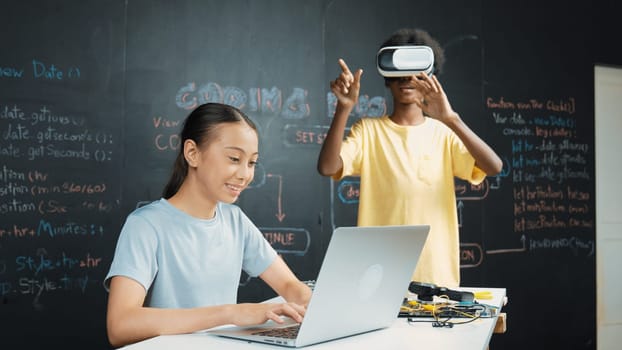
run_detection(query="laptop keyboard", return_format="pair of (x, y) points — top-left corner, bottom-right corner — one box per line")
(251, 324), (300, 339)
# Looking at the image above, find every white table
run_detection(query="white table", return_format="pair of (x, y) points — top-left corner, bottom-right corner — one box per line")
(121, 287), (506, 350)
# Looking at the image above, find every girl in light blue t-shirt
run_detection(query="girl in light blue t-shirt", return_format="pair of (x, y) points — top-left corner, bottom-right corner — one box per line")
(105, 103), (311, 348)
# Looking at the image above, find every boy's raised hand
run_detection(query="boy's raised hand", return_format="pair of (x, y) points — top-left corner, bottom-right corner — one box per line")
(412, 72), (458, 123)
(330, 58), (363, 109)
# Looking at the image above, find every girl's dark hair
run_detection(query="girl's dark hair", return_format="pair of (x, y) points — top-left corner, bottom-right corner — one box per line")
(162, 103), (257, 199)
(380, 28), (445, 85)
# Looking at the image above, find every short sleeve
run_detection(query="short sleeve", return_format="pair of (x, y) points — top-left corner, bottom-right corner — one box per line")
(334, 119), (365, 180)
(103, 214), (159, 292)
(450, 133), (487, 185)
(239, 212), (277, 277)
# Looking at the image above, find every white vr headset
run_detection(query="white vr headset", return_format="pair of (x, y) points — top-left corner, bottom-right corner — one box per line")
(376, 45), (435, 77)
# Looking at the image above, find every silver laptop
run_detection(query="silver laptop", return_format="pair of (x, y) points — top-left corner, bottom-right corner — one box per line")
(206, 225), (430, 347)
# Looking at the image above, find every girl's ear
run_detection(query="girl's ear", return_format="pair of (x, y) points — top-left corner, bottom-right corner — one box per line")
(183, 139), (200, 168)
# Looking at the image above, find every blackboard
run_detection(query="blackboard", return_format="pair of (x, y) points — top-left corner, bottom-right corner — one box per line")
(475, 3), (596, 349)
(0, 0), (126, 347)
(1, 0), (612, 349)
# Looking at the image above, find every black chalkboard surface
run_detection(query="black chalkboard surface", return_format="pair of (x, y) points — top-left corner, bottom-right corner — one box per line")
(0, 0), (126, 347)
(0, 0), (603, 349)
(477, 3), (596, 349)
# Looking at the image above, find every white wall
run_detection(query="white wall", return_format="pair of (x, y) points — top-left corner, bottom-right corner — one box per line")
(595, 65), (622, 350)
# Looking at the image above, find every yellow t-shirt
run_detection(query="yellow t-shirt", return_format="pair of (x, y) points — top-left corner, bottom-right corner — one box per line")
(333, 116), (486, 288)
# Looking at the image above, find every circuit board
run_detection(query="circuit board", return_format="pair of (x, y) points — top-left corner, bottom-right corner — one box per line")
(398, 299), (498, 318)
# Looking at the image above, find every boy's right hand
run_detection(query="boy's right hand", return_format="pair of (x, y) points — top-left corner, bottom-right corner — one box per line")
(330, 58), (363, 109)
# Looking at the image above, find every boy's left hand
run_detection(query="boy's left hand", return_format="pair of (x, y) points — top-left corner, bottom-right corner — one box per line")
(412, 72), (459, 123)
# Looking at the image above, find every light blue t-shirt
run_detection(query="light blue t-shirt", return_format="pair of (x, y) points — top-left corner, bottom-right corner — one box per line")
(104, 199), (277, 308)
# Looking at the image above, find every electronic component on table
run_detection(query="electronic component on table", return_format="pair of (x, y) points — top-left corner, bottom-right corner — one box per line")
(399, 298), (497, 319)
(408, 281), (475, 302)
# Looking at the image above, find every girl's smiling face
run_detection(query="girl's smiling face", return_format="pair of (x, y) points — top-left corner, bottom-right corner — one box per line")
(191, 121), (259, 204)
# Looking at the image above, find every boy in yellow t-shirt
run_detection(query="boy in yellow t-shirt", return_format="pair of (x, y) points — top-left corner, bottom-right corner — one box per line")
(317, 28), (502, 288)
